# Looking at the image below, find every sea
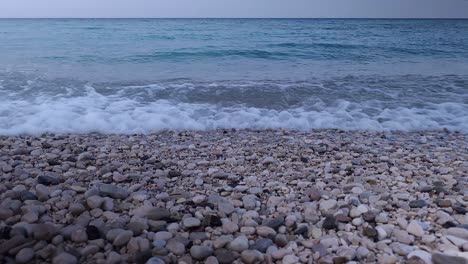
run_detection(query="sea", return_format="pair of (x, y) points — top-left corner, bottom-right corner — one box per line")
(0, 18), (467, 135)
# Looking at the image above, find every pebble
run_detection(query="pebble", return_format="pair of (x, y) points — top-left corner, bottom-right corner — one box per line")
(52, 252), (77, 264)
(241, 250), (264, 264)
(113, 230), (133, 246)
(0, 131), (465, 264)
(407, 220), (425, 237)
(183, 217), (201, 228)
(190, 245), (213, 260)
(15, 248), (35, 263)
(228, 236), (249, 252)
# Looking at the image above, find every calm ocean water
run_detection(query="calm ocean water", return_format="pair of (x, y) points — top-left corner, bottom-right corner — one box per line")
(0, 19), (467, 134)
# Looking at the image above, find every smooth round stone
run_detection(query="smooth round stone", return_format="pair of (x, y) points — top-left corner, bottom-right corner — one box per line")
(363, 227), (377, 239)
(152, 239), (167, 249)
(241, 250), (264, 264)
(252, 238), (273, 253)
(282, 254), (299, 264)
(223, 221), (239, 234)
(192, 195), (206, 204)
(205, 256), (219, 264)
(69, 203), (86, 216)
(256, 226), (277, 237)
(184, 217), (201, 228)
(145, 257), (165, 264)
(322, 215), (337, 230)
(154, 231), (173, 241)
(15, 248), (35, 263)
(71, 229), (88, 243)
(190, 245), (214, 260)
(113, 230), (133, 246)
(228, 236), (249, 252)
(409, 200), (427, 208)
(87, 196), (104, 209)
(166, 240), (186, 255)
(52, 253), (77, 264)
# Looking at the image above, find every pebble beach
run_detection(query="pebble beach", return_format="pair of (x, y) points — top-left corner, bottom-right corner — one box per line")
(0, 129), (467, 264)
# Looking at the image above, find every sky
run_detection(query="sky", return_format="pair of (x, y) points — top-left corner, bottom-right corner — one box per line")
(1, 0), (468, 18)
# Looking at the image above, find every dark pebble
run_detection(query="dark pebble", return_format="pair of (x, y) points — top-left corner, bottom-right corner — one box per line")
(295, 225), (308, 236)
(322, 215), (337, 230)
(363, 227), (377, 239)
(409, 200), (427, 208)
(214, 248), (238, 264)
(250, 238), (273, 253)
(37, 175), (59, 186)
(203, 215), (222, 227)
(86, 225), (101, 240)
(20, 190), (38, 201)
(335, 214), (351, 223)
(453, 206), (467, 214)
(264, 216), (285, 230)
(168, 170), (181, 178)
(362, 211), (376, 222)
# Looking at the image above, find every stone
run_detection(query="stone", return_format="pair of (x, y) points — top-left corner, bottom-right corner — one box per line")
(282, 254), (299, 264)
(256, 226), (276, 237)
(15, 248), (35, 263)
(432, 252), (468, 264)
(205, 256), (219, 264)
(214, 248), (238, 264)
(99, 184), (129, 199)
(407, 220), (424, 237)
(37, 175), (59, 186)
(241, 250), (264, 264)
(69, 203), (86, 216)
(20, 190), (37, 201)
(52, 252), (77, 264)
(363, 227), (377, 239)
(391, 242), (414, 256)
(228, 236), (249, 252)
(408, 250), (432, 264)
(409, 200), (427, 208)
(223, 221), (239, 234)
(87, 196), (104, 209)
(336, 246), (356, 261)
(320, 199), (338, 212)
(166, 240), (186, 255)
(184, 217), (201, 228)
(251, 238), (273, 253)
(322, 215), (337, 230)
(86, 225), (101, 240)
(71, 229), (88, 243)
(145, 257), (165, 264)
(192, 195), (206, 204)
(146, 207), (170, 220)
(444, 228), (468, 239)
(154, 231), (173, 241)
(242, 196), (257, 210)
(218, 200), (235, 215)
(190, 245), (213, 260)
(81, 245), (100, 256)
(22, 212), (38, 223)
(264, 216), (284, 230)
(113, 230), (133, 246)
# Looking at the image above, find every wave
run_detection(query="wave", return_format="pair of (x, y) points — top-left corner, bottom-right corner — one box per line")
(0, 90), (466, 135)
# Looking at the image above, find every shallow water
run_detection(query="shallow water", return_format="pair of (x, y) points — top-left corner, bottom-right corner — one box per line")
(0, 19), (467, 134)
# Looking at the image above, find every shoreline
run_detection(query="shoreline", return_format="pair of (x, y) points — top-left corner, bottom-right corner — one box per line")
(0, 129), (467, 263)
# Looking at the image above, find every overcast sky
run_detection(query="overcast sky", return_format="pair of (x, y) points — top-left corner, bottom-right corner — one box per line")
(1, 0), (467, 18)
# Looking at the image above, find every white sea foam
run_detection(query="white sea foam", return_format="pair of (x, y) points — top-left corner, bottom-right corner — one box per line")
(0, 87), (466, 135)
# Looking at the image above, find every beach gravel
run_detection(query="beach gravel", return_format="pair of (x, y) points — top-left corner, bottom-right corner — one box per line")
(0, 129), (467, 263)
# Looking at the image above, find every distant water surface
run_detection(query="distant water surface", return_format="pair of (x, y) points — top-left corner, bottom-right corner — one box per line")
(0, 19), (467, 134)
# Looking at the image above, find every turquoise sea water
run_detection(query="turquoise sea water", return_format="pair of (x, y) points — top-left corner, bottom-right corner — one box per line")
(0, 19), (467, 134)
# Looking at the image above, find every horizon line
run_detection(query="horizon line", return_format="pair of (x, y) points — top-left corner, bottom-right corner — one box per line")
(1, 17), (468, 20)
